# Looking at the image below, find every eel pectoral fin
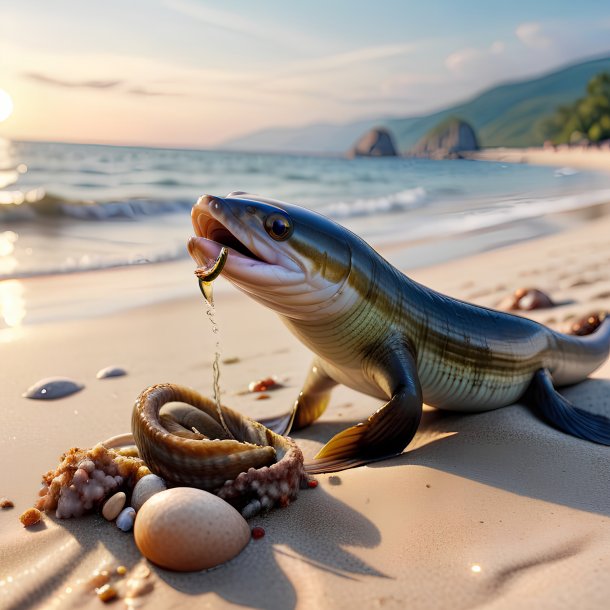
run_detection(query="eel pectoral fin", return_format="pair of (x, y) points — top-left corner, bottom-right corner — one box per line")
(306, 342), (422, 474)
(258, 358), (337, 435)
(526, 368), (610, 445)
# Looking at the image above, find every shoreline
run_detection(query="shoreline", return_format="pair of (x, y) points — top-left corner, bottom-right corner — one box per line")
(467, 145), (610, 173)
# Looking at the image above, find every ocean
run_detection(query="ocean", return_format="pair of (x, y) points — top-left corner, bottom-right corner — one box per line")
(2, 138), (610, 328)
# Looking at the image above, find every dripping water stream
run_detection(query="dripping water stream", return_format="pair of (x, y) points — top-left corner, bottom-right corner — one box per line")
(195, 247), (233, 438)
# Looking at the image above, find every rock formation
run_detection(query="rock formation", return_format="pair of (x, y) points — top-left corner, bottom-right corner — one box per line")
(347, 127), (398, 158)
(410, 117), (479, 159)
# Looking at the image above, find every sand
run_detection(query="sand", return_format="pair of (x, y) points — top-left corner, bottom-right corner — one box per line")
(1, 210), (610, 608)
(469, 145), (610, 173)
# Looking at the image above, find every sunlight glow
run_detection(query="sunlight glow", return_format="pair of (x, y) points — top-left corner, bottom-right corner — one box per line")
(0, 90), (14, 122)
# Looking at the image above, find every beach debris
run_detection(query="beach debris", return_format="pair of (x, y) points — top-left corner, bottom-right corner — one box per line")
(96, 365), (127, 379)
(0, 497), (14, 508)
(328, 475), (342, 486)
(251, 526), (266, 540)
(500, 287), (555, 311)
(35, 444), (150, 519)
(95, 584), (118, 603)
(130, 474), (167, 512)
(134, 487), (251, 571)
(222, 356), (240, 365)
(195, 246), (228, 306)
(22, 377), (84, 400)
(248, 376), (282, 393)
(19, 507), (42, 527)
(116, 507), (136, 532)
(570, 312), (605, 336)
(102, 491), (126, 521)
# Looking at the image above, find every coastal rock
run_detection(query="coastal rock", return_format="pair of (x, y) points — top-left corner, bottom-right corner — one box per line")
(410, 117), (479, 159)
(347, 127), (398, 158)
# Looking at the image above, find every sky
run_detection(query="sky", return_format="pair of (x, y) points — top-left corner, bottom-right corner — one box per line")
(1, 0), (610, 148)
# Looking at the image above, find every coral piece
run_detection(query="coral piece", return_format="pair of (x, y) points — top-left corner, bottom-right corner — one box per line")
(35, 444), (150, 518)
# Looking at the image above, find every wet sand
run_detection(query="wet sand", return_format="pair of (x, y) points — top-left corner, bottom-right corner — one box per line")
(1, 214), (609, 609)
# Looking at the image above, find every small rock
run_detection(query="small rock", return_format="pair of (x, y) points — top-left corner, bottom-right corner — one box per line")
(116, 507), (136, 532)
(96, 366), (127, 379)
(131, 474), (167, 512)
(96, 584), (118, 603)
(102, 492), (126, 521)
(23, 377), (84, 400)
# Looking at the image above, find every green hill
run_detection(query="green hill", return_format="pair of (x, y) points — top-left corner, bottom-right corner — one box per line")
(221, 55), (610, 154)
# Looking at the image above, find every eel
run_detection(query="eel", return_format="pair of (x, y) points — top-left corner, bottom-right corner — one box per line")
(187, 192), (610, 474)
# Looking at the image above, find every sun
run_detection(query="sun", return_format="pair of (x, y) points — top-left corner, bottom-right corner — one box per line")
(0, 89), (14, 122)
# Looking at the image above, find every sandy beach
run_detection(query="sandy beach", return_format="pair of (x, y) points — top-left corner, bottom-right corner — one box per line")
(1, 195), (609, 608)
(469, 146), (610, 173)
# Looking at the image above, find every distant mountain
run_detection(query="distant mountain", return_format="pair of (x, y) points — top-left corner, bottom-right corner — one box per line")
(221, 55), (610, 154)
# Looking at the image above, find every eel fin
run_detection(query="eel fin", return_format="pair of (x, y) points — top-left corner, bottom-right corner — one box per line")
(258, 358), (337, 435)
(526, 368), (610, 445)
(305, 342), (422, 473)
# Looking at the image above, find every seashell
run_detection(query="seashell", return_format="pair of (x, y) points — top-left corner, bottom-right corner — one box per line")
(132, 384), (306, 513)
(116, 506), (136, 531)
(23, 377), (84, 400)
(102, 492), (126, 521)
(134, 487), (250, 571)
(501, 287), (555, 311)
(96, 365), (127, 379)
(131, 474), (166, 512)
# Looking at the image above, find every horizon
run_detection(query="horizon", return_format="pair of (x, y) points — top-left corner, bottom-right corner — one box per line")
(2, 1), (610, 149)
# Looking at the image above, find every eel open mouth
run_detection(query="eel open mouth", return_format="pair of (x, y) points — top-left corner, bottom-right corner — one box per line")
(189, 195), (264, 266)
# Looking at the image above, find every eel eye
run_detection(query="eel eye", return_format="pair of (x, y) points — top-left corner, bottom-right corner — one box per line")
(264, 213), (293, 241)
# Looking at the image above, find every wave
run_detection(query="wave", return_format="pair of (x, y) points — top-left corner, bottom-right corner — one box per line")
(320, 187), (428, 219)
(0, 189), (195, 222)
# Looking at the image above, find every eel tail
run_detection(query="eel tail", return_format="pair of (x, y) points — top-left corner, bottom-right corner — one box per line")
(525, 368), (610, 445)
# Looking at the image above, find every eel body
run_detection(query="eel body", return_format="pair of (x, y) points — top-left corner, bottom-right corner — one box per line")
(188, 192), (610, 472)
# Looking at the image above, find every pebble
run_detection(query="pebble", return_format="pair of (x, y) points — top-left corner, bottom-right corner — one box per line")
(96, 365), (127, 379)
(102, 492), (126, 521)
(22, 377), (84, 400)
(134, 487), (250, 571)
(96, 584), (118, 603)
(116, 507), (136, 532)
(0, 497), (14, 509)
(131, 474), (167, 512)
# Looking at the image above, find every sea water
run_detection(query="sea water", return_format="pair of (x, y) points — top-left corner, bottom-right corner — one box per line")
(2, 138), (610, 327)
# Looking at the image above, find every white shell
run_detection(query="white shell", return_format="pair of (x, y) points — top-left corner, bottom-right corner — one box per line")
(23, 377), (84, 400)
(134, 488), (250, 571)
(102, 492), (126, 521)
(131, 474), (167, 512)
(116, 507), (136, 531)
(96, 366), (127, 379)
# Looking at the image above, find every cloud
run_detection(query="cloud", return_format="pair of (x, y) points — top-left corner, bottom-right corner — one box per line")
(23, 73), (122, 89)
(515, 22), (552, 49)
(445, 48), (480, 73)
(23, 72), (181, 98)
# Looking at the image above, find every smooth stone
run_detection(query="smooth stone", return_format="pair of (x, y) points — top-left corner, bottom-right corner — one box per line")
(102, 492), (126, 521)
(131, 474), (167, 512)
(23, 377), (84, 400)
(96, 365), (127, 379)
(134, 488), (250, 571)
(116, 507), (136, 532)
